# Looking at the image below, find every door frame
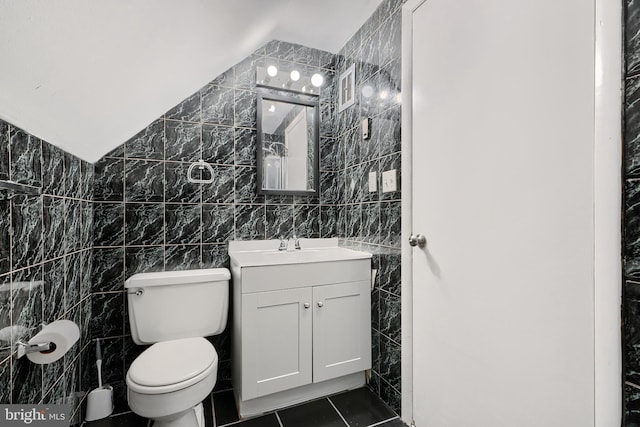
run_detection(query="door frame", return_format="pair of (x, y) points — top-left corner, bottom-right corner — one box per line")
(400, 0), (622, 425)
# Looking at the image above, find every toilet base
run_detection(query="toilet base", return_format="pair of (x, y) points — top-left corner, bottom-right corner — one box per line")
(152, 403), (203, 427)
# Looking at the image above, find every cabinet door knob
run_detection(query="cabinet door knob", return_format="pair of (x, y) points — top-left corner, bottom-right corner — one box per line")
(304, 302), (310, 309)
(317, 301), (324, 308)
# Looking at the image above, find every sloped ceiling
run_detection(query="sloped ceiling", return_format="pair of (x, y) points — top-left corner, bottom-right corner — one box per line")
(0, 0), (383, 163)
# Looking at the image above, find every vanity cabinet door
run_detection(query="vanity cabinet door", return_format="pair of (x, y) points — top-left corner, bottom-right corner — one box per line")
(312, 280), (372, 383)
(241, 287), (313, 400)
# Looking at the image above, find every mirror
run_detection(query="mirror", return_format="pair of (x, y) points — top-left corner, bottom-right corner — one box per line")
(257, 92), (319, 195)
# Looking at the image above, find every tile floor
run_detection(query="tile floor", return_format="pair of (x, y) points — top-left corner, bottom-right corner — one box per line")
(84, 386), (407, 427)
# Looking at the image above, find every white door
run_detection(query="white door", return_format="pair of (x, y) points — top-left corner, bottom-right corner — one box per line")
(312, 281), (371, 382)
(242, 287), (313, 400)
(407, 0), (596, 426)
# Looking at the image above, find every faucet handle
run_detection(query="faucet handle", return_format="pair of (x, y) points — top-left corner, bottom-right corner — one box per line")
(278, 236), (288, 251)
(294, 235), (301, 250)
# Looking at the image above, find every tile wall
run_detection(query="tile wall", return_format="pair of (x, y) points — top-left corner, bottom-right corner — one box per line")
(91, 39), (337, 410)
(626, 0), (640, 424)
(332, 0), (403, 413)
(0, 120), (94, 424)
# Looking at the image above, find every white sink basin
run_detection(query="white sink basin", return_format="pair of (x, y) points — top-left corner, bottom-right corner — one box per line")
(228, 239), (372, 267)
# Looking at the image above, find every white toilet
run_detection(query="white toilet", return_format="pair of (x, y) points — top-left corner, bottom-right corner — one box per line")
(124, 268), (230, 427)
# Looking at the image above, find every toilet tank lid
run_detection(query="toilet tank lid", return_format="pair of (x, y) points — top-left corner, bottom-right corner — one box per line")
(125, 268), (230, 289)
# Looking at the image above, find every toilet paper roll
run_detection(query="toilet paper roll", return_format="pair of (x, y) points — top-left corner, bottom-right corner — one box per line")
(26, 320), (80, 364)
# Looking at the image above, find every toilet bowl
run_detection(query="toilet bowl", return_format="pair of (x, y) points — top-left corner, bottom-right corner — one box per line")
(126, 337), (218, 427)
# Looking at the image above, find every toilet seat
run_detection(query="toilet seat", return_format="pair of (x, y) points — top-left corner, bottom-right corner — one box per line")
(127, 337), (218, 395)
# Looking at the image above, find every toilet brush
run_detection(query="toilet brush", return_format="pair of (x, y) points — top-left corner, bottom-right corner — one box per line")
(85, 339), (114, 421)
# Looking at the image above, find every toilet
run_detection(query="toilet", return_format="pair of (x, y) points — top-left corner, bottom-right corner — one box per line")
(124, 268), (230, 427)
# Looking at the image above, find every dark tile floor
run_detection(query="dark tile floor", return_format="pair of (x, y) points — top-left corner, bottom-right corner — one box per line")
(84, 386), (407, 427)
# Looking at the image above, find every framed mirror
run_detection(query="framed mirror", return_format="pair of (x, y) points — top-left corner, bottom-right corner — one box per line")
(256, 92), (320, 195)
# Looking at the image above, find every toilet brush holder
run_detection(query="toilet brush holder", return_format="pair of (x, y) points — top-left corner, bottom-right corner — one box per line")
(85, 385), (113, 421)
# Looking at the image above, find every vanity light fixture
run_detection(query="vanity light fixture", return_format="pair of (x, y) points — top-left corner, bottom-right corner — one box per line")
(267, 65), (278, 77)
(290, 70), (300, 81)
(257, 66), (324, 95)
(311, 73), (324, 87)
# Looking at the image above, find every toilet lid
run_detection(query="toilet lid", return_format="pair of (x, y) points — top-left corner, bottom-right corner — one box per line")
(128, 337), (217, 387)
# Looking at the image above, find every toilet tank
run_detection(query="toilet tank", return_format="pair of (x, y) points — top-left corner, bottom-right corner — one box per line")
(125, 268), (230, 345)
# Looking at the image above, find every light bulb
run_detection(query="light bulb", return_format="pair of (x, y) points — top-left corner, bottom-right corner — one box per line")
(311, 73), (324, 87)
(290, 70), (300, 81)
(268, 104), (276, 113)
(267, 65), (278, 77)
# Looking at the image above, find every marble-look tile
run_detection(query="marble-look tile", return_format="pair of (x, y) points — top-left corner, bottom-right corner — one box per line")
(361, 161), (379, 203)
(88, 337), (124, 386)
(165, 120), (201, 162)
(81, 201), (93, 249)
(320, 206), (338, 238)
(371, 289), (380, 332)
(380, 379), (401, 416)
(165, 204), (201, 245)
(64, 199), (82, 253)
(362, 202), (380, 244)
(235, 127), (257, 166)
(627, 76), (640, 176)
(125, 246), (164, 279)
(360, 75), (380, 119)
(202, 85), (234, 126)
(319, 49), (336, 70)
(234, 54), (264, 90)
(125, 119), (164, 160)
(43, 259), (65, 323)
(93, 248), (124, 293)
(627, 180), (640, 277)
(294, 205), (319, 238)
(80, 249), (93, 299)
(165, 161), (201, 203)
(379, 335), (401, 392)
(124, 159), (164, 202)
(165, 91), (201, 123)
(338, 101), (360, 140)
(379, 251), (401, 296)
(377, 106), (401, 156)
(235, 205), (265, 240)
(89, 293), (123, 339)
(94, 157), (124, 202)
(209, 67), (234, 88)
(380, 201), (401, 248)
(0, 356), (11, 403)
(380, 153), (401, 201)
(344, 127), (360, 167)
(93, 202), (124, 247)
(626, 383), (640, 425)
(235, 90), (257, 128)
(320, 137), (340, 172)
(202, 165), (234, 204)
(345, 164), (364, 204)
(65, 253), (82, 312)
(42, 196), (65, 260)
(336, 204), (346, 237)
(379, 58), (401, 112)
(0, 276), (9, 358)
(320, 171), (339, 205)
(378, 10), (401, 68)
(42, 142), (65, 196)
(11, 352), (41, 404)
(42, 356), (65, 401)
(202, 204), (234, 244)
(65, 153), (82, 199)
(266, 205), (294, 239)
(628, 0), (640, 75)
(202, 244), (231, 270)
(165, 244), (201, 271)
(11, 195), (42, 270)
(12, 267), (43, 345)
(346, 204), (362, 239)
(235, 166), (263, 204)
(359, 33), (380, 84)
(81, 161), (95, 201)
(320, 102), (335, 138)
(202, 124), (234, 165)
(380, 291), (401, 344)
(0, 121), (9, 181)
(125, 203), (164, 246)
(265, 40), (297, 63)
(627, 280), (640, 384)
(10, 129), (41, 187)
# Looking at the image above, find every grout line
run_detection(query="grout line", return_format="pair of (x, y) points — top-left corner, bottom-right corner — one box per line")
(275, 411), (284, 427)
(327, 397), (350, 427)
(367, 416), (400, 427)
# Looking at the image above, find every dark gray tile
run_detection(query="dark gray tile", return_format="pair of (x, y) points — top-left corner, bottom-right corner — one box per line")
(202, 124), (234, 165)
(330, 387), (397, 427)
(209, 67), (234, 88)
(320, 206), (338, 238)
(42, 141), (65, 196)
(380, 291), (401, 344)
(212, 389), (239, 426)
(202, 204), (234, 244)
(378, 10), (401, 68)
(42, 196), (65, 260)
(124, 160), (164, 202)
(93, 248), (125, 293)
(277, 398), (344, 427)
(626, 76), (640, 176)
(235, 127), (257, 166)
(628, 0), (640, 75)
(380, 201), (401, 248)
(626, 180), (640, 277)
(294, 205), (319, 238)
(126, 203), (164, 246)
(94, 157), (124, 202)
(94, 203), (124, 247)
(627, 281), (640, 384)
(362, 202), (380, 244)
(266, 204), (294, 239)
(89, 293), (124, 339)
(379, 335), (401, 392)
(235, 204), (265, 240)
(235, 166), (263, 204)
(10, 129), (41, 187)
(165, 162), (201, 203)
(164, 244), (201, 271)
(202, 85), (234, 126)
(376, 106), (401, 156)
(125, 119), (164, 160)
(43, 259), (65, 323)
(165, 121), (201, 162)
(165, 91), (201, 123)
(203, 165), (234, 204)
(65, 152), (82, 199)
(201, 244), (230, 270)
(125, 246), (164, 279)
(11, 195), (42, 270)
(235, 413), (280, 427)
(234, 54), (264, 90)
(234, 89), (257, 128)
(380, 153), (401, 201)
(0, 121), (9, 181)
(165, 204), (201, 245)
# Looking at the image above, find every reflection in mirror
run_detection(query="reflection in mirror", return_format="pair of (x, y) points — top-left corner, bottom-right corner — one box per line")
(257, 92), (319, 195)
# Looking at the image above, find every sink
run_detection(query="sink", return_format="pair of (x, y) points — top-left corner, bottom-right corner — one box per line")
(228, 239), (371, 267)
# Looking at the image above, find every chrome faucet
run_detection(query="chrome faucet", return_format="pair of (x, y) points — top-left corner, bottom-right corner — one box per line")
(278, 235), (301, 251)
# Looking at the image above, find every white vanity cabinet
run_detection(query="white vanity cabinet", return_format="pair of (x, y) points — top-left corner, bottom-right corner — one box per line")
(228, 239), (372, 417)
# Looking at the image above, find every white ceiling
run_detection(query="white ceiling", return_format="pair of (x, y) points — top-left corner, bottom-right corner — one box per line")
(0, 0), (382, 163)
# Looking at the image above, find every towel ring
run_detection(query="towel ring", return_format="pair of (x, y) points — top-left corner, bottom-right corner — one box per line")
(187, 160), (215, 184)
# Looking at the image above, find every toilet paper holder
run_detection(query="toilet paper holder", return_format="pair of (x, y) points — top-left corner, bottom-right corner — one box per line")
(17, 340), (55, 359)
